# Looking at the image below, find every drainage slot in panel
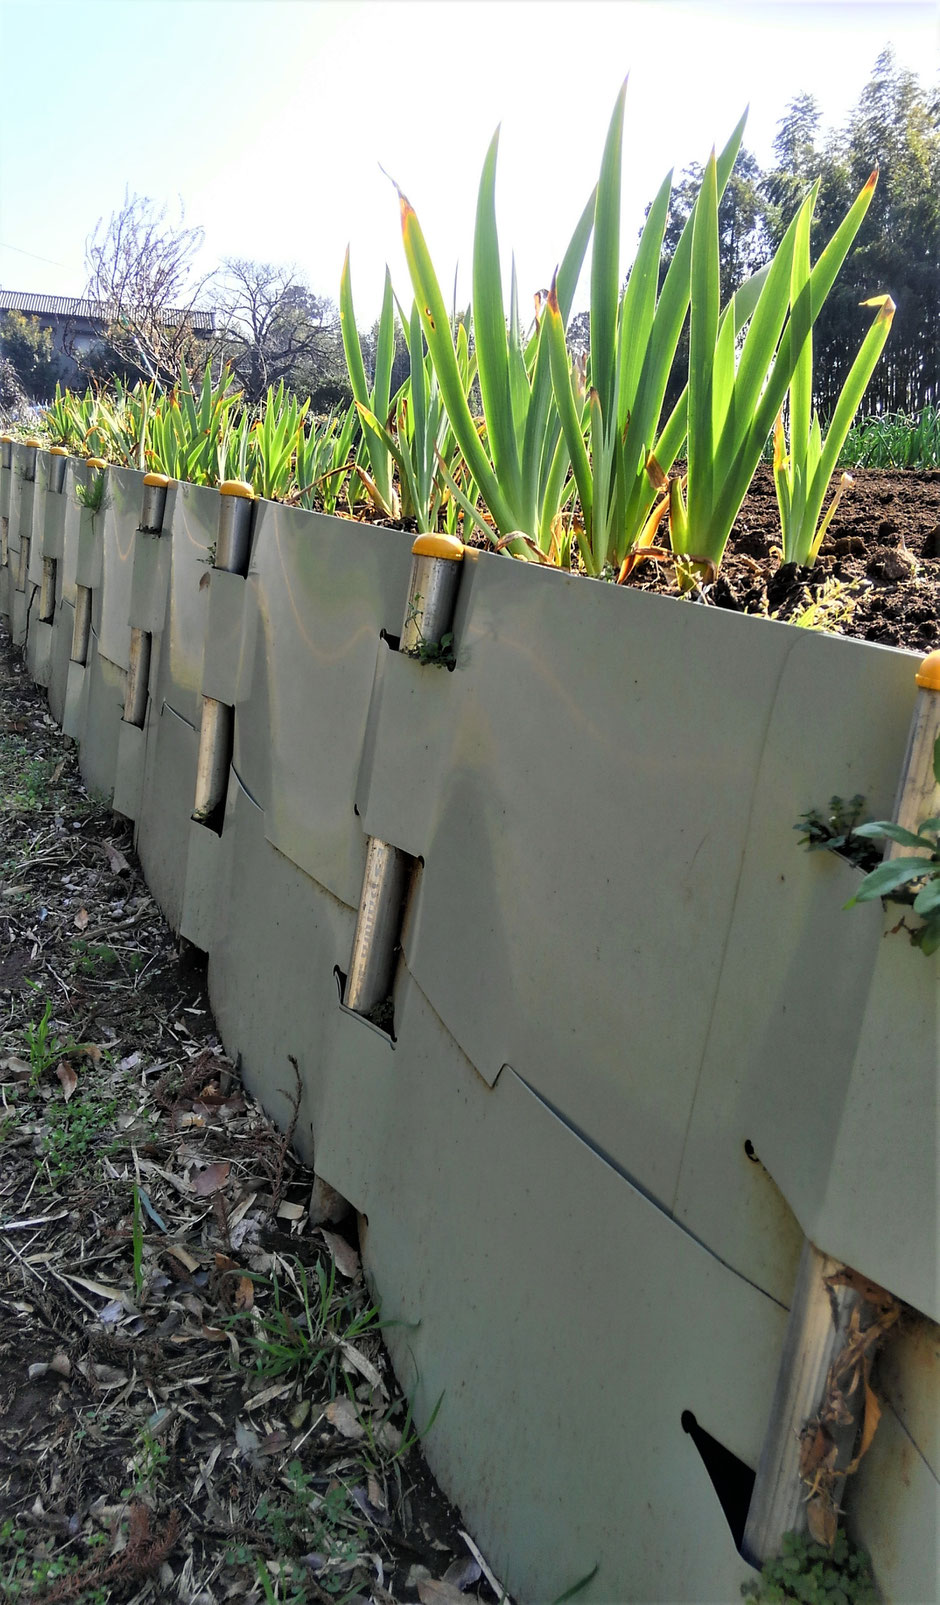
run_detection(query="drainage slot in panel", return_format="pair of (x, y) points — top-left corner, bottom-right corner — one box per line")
(379, 630), (401, 652)
(333, 965), (397, 1045)
(123, 628), (152, 727)
(16, 538), (29, 592)
(1, 516), (8, 567)
(39, 558), (57, 623)
(192, 696), (234, 834)
(681, 1410), (755, 1552)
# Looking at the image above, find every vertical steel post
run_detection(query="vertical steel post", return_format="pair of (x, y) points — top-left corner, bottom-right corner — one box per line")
(39, 559), (57, 622)
(345, 836), (412, 1020)
(193, 697), (234, 828)
(140, 472), (170, 533)
(71, 586), (92, 665)
(216, 480), (255, 575)
(22, 437), (40, 483)
(124, 628), (152, 726)
(0, 435), (12, 471)
(47, 446), (68, 494)
(743, 650), (940, 1567)
(400, 532), (464, 658)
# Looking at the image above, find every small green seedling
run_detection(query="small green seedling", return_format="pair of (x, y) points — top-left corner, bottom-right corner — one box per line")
(845, 735), (940, 954)
(76, 470), (106, 513)
(794, 795), (880, 873)
(742, 1527), (878, 1605)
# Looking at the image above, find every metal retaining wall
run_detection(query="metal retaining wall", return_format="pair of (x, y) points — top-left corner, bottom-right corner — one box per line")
(1, 443), (937, 1603)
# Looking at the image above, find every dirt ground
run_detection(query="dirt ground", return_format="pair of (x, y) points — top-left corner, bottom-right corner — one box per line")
(632, 466), (940, 652)
(0, 629), (505, 1604)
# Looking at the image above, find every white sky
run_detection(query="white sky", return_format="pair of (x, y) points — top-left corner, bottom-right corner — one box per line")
(0, 0), (937, 325)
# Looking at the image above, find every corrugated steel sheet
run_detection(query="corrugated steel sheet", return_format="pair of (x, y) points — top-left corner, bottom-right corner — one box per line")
(0, 288), (215, 332)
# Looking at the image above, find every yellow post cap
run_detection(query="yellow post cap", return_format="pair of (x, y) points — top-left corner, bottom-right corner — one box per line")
(220, 479), (254, 499)
(24, 437), (42, 449)
(411, 533), (465, 561)
(86, 457), (107, 470)
(49, 446), (68, 456)
(1, 432), (15, 442)
(915, 651), (940, 692)
(143, 472), (170, 487)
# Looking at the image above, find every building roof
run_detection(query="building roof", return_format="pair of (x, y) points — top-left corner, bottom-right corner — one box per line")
(0, 289), (215, 332)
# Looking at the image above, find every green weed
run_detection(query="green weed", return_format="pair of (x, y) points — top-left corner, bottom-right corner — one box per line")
(236, 1257), (384, 1395)
(41, 1093), (120, 1183)
(742, 1528), (878, 1605)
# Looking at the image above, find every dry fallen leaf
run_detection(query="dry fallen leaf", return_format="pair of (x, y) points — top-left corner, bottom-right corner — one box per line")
(324, 1398), (366, 1442)
(320, 1229), (360, 1280)
(73, 907), (88, 931)
(191, 1160), (230, 1197)
(55, 1060), (78, 1102)
(103, 840), (130, 875)
(417, 1580), (470, 1605)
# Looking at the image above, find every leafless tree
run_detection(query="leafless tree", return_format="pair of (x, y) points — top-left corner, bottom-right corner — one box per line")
(215, 259), (344, 403)
(82, 190), (215, 384)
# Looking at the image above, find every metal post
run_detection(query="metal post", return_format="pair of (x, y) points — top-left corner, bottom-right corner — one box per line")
(23, 437), (40, 483)
(345, 837), (413, 1020)
(140, 472), (170, 534)
(400, 532), (464, 658)
(71, 586), (92, 665)
(744, 651), (937, 1566)
(216, 480), (255, 575)
(39, 559), (57, 623)
(47, 446), (68, 494)
(0, 435), (12, 471)
(193, 697), (234, 827)
(123, 628), (152, 726)
(1, 517), (8, 568)
(16, 536), (29, 591)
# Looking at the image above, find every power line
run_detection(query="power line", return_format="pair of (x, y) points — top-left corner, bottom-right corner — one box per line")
(0, 242), (70, 270)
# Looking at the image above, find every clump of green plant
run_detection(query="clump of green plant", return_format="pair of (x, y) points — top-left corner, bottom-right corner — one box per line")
(41, 1092), (120, 1183)
(794, 795), (881, 873)
(75, 468), (106, 513)
(235, 1257), (384, 1393)
(742, 1528), (878, 1605)
(0, 1516), (109, 1604)
(229, 1469), (368, 1602)
(840, 404), (940, 471)
(71, 939), (120, 976)
(846, 813), (940, 953)
(23, 991), (76, 1084)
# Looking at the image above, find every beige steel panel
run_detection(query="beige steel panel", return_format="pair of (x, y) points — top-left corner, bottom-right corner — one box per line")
(0, 569), (10, 623)
(47, 598), (74, 726)
(0, 460), (9, 522)
(160, 480), (215, 725)
(129, 530), (171, 635)
(671, 632), (934, 1312)
(240, 502), (413, 907)
(41, 487), (67, 562)
(204, 777), (355, 1165)
(26, 619), (53, 688)
(58, 463), (82, 606)
(71, 648), (122, 800)
(812, 923), (939, 1316)
(26, 476), (47, 588)
(134, 700), (198, 933)
(201, 568), (248, 705)
(113, 720), (147, 820)
(396, 552), (796, 1210)
(180, 818), (224, 953)
(314, 968), (782, 1603)
(62, 659), (88, 740)
(75, 510), (103, 588)
(95, 467), (139, 672)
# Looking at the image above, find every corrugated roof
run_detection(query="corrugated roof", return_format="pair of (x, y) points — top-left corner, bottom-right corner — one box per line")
(0, 289), (215, 332)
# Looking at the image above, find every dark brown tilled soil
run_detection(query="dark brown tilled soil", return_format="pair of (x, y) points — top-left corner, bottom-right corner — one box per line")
(646, 466), (940, 652)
